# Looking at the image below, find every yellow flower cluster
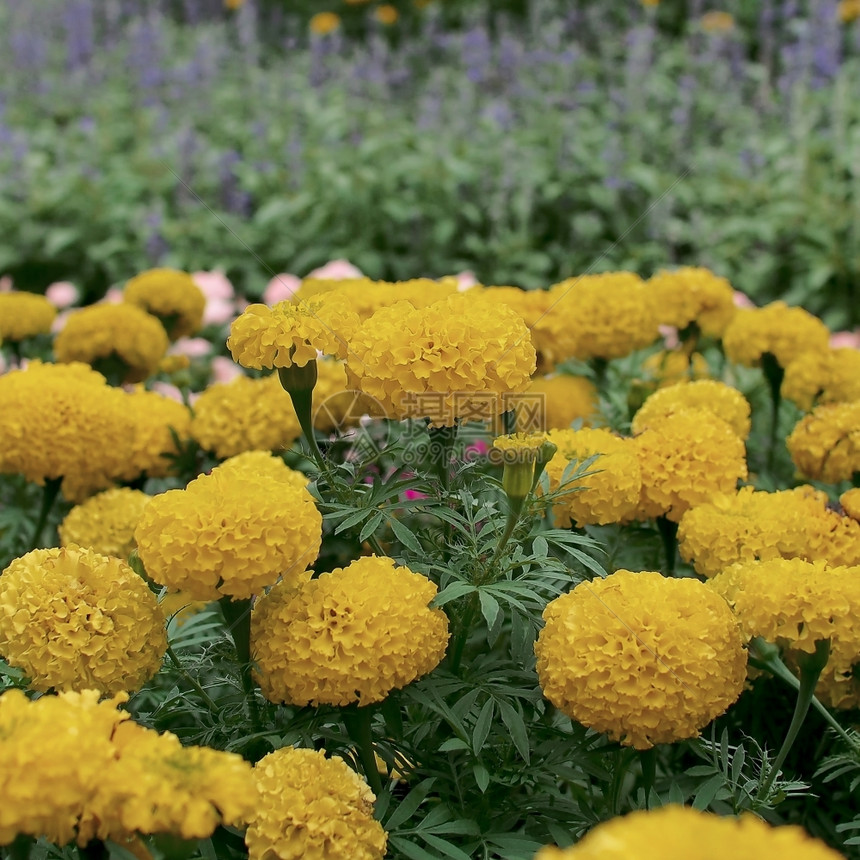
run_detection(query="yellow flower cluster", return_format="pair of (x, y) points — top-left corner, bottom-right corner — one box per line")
(215, 450), (309, 489)
(54, 303), (169, 383)
(534, 272), (660, 364)
(120, 387), (192, 480)
(646, 267), (736, 337)
(0, 361), (138, 500)
(631, 408), (748, 521)
(535, 570), (746, 749)
(787, 400), (860, 482)
(782, 348), (860, 411)
(124, 268), (206, 340)
(679, 485), (860, 577)
(544, 429), (642, 527)
(534, 805), (844, 859)
(246, 746), (387, 860)
(190, 373), (303, 459)
(722, 301), (830, 368)
(710, 558), (860, 709)
(228, 299), (359, 369)
(0, 689), (256, 847)
(524, 374), (599, 430)
(838, 0), (860, 24)
(135, 464), (322, 601)
(81, 720), (257, 843)
(0, 546), (167, 694)
(252, 556), (449, 707)
(59, 487), (151, 559)
(476, 286), (553, 371)
(347, 294), (535, 426)
(0, 292), (56, 341)
(631, 380), (751, 439)
(841, 487), (860, 519)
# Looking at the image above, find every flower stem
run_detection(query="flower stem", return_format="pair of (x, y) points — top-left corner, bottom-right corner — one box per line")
(756, 638), (831, 801)
(29, 476), (62, 551)
(427, 423), (458, 493)
(166, 644), (219, 712)
(342, 705), (384, 796)
(220, 597), (263, 734)
(760, 352), (784, 473)
(639, 747), (658, 807)
(656, 515), (678, 577)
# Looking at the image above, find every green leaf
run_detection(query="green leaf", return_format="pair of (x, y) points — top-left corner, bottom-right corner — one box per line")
(438, 738), (470, 753)
(473, 762), (490, 793)
(389, 515), (423, 554)
(477, 590), (501, 631)
(432, 582), (476, 607)
(420, 834), (473, 860)
(497, 699), (530, 764)
(388, 836), (442, 860)
(359, 510), (386, 542)
(384, 779), (437, 831)
(472, 699), (495, 755)
(692, 774), (725, 810)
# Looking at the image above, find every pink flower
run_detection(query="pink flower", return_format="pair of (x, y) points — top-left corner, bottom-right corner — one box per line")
(263, 273), (301, 305)
(211, 355), (244, 384)
(659, 324), (680, 349)
(170, 337), (212, 358)
(830, 330), (860, 350)
(403, 488), (429, 501)
(51, 310), (73, 334)
(732, 290), (756, 309)
(464, 439), (489, 460)
(453, 270), (479, 291)
(0, 276), (12, 293)
(192, 270), (234, 301)
(45, 281), (79, 309)
(307, 259), (362, 280)
(203, 298), (236, 326)
(149, 381), (185, 403)
(101, 287), (123, 304)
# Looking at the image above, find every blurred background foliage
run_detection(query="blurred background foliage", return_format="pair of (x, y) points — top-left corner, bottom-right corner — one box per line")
(1, 0), (859, 326)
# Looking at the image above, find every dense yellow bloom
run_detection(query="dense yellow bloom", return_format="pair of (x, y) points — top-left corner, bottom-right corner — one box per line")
(782, 348), (860, 410)
(252, 556), (449, 707)
(787, 400), (860, 482)
(0, 361), (137, 501)
(214, 450), (309, 489)
(841, 487), (860, 520)
(54, 303), (169, 383)
(309, 11), (340, 34)
(646, 267), (736, 336)
(492, 431), (547, 457)
(722, 302), (830, 369)
(631, 408), (748, 521)
(190, 374), (303, 459)
(701, 11), (735, 32)
(347, 294), (535, 426)
(0, 292), (56, 341)
(679, 485), (860, 576)
(247, 746), (387, 860)
(80, 721), (256, 843)
(374, 4), (398, 24)
(59, 488), (151, 559)
(535, 571), (746, 749)
(838, 0), (860, 23)
(124, 268), (206, 340)
(534, 272), (660, 365)
(0, 546), (167, 694)
(135, 467), (322, 601)
(534, 805), (844, 859)
(228, 299), (358, 369)
(710, 558), (860, 708)
(544, 428), (642, 527)
(0, 689), (128, 846)
(631, 380), (751, 439)
(119, 387), (192, 481)
(524, 374), (599, 430)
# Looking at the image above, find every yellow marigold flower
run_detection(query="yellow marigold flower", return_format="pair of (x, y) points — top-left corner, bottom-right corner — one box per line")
(158, 353), (191, 374)
(0, 689), (129, 847)
(252, 556), (449, 707)
(544, 428), (642, 527)
(135, 467), (322, 601)
(190, 374), (303, 459)
(524, 374), (599, 430)
(838, 0), (860, 23)
(631, 408), (748, 522)
(646, 267), (736, 336)
(492, 431), (547, 456)
(374, 4), (398, 24)
(124, 268), (206, 340)
(224, 0), (245, 8)
(534, 272), (660, 365)
(631, 380), (751, 440)
(247, 746), (387, 860)
(80, 721), (256, 843)
(710, 558), (860, 709)
(0, 292), (56, 341)
(475, 286), (552, 371)
(783, 348), (860, 411)
(228, 299), (358, 369)
(536, 570), (746, 749)
(346, 294), (535, 426)
(0, 361), (137, 501)
(841, 487), (860, 520)
(214, 450), (309, 489)
(722, 302), (830, 369)
(54, 303), (169, 383)
(118, 387), (192, 481)
(701, 11), (735, 32)
(787, 399), (860, 482)
(59, 487), (151, 559)
(0, 546), (167, 694)
(534, 805), (844, 859)
(309, 12), (340, 35)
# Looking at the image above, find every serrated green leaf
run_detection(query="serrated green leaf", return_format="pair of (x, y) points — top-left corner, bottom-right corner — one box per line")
(432, 582), (476, 607)
(359, 510), (386, 542)
(497, 699), (530, 764)
(692, 774), (725, 810)
(472, 699), (494, 755)
(388, 515), (423, 553)
(478, 590), (501, 630)
(384, 779), (436, 831)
